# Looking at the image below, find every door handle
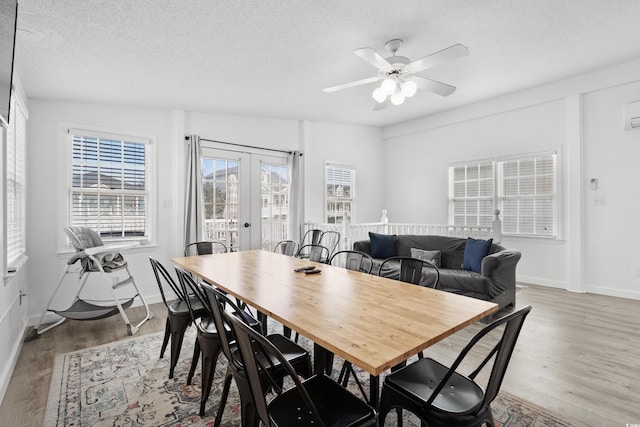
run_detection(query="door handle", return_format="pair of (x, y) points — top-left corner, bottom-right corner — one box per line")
(244, 222), (251, 228)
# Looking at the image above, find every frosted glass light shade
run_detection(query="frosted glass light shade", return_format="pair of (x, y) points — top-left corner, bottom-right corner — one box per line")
(381, 78), (397, 95)
(372, 87), (387, 103)
(401, 80), (417, 97)
(390, 91), (405, 105)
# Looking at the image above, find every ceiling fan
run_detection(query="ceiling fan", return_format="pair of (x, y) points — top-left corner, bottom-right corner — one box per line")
(323, 39), (469, 109)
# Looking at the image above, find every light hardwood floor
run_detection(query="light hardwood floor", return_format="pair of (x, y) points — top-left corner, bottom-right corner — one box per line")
(1, 284), (638, 426)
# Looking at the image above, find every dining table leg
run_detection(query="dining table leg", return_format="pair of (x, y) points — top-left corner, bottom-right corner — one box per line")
(312, 343), (334, 375)
(369, 374), (379, 408)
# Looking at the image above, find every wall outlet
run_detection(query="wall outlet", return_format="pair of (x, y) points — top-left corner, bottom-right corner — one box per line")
(594, 196), (606, 206)
(636, 268), (640, 278)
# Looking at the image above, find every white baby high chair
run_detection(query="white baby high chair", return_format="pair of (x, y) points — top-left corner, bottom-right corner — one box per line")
(28, 227), (153, 339)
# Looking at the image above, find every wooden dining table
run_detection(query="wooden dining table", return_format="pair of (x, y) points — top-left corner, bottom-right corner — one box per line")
(172, 249), (498, 407)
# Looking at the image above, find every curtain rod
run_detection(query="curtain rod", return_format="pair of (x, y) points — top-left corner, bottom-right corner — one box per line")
(185, 136), (301, 156)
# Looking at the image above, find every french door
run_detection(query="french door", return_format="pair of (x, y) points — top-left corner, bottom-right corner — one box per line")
(201, 147), (290, 251)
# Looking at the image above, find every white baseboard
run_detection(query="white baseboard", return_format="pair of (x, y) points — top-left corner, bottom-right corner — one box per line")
(584, 285), (640, 300)
(0, 306), (28, 408)
(516, 275), (568, 289)
(518, 275), (640, 300)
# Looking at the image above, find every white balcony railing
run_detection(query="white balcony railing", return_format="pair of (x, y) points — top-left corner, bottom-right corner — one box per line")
(305, 210), (501, 252)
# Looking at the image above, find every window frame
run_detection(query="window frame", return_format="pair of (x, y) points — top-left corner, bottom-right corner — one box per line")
(324, 162), (355, 224)
(64, 126), (155, 247)
(497, 151), (559, 239)
(448, 158), (496, 228)
(448, 151), (560, 239)
(4, 90), (27, 270)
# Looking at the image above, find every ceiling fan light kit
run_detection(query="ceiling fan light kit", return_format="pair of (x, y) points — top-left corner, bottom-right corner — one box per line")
(324, 38), (469, 109)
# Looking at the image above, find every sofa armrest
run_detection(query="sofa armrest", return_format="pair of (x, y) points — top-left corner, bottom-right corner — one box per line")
(481, 250), (521, 296)
(353, 240), (371, 255)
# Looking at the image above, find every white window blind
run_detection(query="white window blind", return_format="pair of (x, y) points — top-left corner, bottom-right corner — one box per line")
(325, 163), (355, 224)
(449, 160), (495, 227)
(6, 94), (26, 265)
(69, 129), (150, 241)
(498, 152), (557, 237)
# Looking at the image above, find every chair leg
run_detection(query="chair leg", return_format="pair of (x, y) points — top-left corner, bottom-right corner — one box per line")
(168, 316), (190, 379)
(214, 369), (234, 427)
(198, 338), (222, 416)
(160, 318), (170, 359)
(187, 338), (201, 385)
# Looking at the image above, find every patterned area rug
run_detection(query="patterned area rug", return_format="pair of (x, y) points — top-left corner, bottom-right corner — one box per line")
(45, 326), (581, 427)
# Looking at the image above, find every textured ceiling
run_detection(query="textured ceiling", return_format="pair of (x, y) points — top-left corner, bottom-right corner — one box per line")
(13, 0), (640, 127)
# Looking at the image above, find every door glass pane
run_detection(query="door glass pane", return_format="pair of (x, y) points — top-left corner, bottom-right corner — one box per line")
(261, 163), (289, 251)
(202, 157), (239, 250)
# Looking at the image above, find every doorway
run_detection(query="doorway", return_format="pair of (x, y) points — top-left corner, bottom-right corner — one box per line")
(201, 147), (290, 251)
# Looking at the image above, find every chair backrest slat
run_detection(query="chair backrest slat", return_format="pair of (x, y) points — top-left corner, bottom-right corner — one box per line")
(379, 256), (440, 289)
(329, 250), (373, 274)
(425, 305), (532, 407)
(222, 307), (325, 426)
(184, 241), (228, 256)
(149, 257), (187, 305)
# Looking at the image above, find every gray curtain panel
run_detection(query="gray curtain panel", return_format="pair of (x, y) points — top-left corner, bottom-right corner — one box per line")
(184, 134), (205, 249)
(288, 151), (304, 244)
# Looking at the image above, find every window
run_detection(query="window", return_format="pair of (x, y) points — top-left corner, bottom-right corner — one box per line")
(498, 152), (558, 237)
(68, 128), (151, 242)
(325, 163), (354, 224)
(448, 151), (559, 238)
(448, 160), (495, 227)
(5, 93), (26, 266)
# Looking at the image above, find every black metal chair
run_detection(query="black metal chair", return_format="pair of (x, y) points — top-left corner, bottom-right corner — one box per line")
(174, 266), (225, 416)
(379, 256), (440, 366)
(319, 230), (341, 258)
(328, 250), (374, 399)
(184, 240), (228, 256)
(222, 301), (378, 427)
(149, 257), (207, 379)
(296, 244), (330, 263)
(201, 284), (313, 426)
(379, 305), (532, 427)
(329, 249), (373, 273)
(273, 239), (299, 256)
(301, 228), (323, 246)
(378, 256), (440, 289)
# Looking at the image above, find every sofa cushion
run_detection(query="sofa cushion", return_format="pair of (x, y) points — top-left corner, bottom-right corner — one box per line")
(410, 248), (442, 268)
(463, 237), (493, 273)
(396, 235), (467, 269)
(369, 232), (397, 259)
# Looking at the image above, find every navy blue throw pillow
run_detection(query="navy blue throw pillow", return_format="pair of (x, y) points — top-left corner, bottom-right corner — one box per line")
(462, 237), (493, 273)
(369, 232), (397, 259)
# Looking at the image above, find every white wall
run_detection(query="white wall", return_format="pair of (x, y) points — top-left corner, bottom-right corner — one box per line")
(383, 100), (569, 286)
(25, 102), (385, 325)
(381, 59), (640, 299)
(302, 121), (385, 223)
(582, 81), (640, 298)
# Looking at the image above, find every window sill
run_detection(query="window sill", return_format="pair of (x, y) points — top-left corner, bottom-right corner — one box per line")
(5, 253), (29, 282)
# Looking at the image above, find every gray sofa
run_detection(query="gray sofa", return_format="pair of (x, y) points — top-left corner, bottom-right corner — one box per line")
(353, 234), (521, 311)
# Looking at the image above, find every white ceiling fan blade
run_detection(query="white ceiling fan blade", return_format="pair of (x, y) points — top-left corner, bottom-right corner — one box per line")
(411, 76), (457, 96)
(373, 99), (389, 110)
(323, 76), (380, 93)
(353, 47), (393, 71)
(405, 43), (469, 74)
